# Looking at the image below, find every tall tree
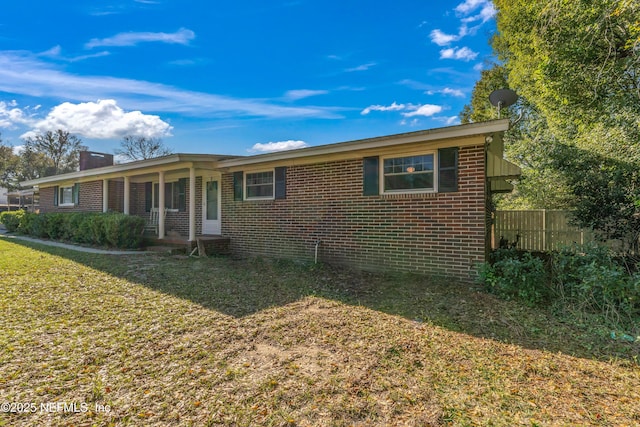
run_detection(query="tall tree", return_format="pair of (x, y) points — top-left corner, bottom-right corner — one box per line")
(23, 130), (86, 176)
(461, 65), (572, 209)
(115, 136), (173, 161)
(0, 134), (20, 191)
(460, 64), (514, 124)
(486, 0), (640, 243)
(493, 0), (640, 151)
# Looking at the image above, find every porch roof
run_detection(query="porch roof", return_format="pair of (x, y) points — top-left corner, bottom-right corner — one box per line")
(21, 154), (239, 188)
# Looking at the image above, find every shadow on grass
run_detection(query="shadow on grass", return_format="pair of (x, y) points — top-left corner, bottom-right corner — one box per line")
(4, 236), (639, 364)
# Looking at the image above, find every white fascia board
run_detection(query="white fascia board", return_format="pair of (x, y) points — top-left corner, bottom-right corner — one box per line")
(217, 119), (509, 168)
(20, 154), (237, 188)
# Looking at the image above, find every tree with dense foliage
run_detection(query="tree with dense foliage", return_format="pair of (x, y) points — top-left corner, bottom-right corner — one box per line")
(463, 0), (640, 243)
(115, 136), (173, 161)
(23, 130), (87, 176)
(0, 134), (20, 191)
(461, 65), (572, 209)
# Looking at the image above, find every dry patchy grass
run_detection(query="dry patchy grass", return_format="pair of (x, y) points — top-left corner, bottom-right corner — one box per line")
(1, 238), (639, 426)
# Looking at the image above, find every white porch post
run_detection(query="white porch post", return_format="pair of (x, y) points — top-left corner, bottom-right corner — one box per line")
(102, 179), (109, 213)
(158, 171), (165, 239)
(123, 176), (130, 215)
(189, 167), (196, 242)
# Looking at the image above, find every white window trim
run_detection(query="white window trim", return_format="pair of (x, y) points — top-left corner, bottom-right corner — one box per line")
(244, 169), (275, 200)
(152, 181), (180, 212)
(380, 151), (438, 195)
(58, 185), (75, 207)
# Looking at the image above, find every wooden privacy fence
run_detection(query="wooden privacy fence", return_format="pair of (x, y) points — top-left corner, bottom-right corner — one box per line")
(493, 210), (595, 252)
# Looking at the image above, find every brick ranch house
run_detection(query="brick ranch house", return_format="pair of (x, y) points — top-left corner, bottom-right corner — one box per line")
(21, 119), (520, 281)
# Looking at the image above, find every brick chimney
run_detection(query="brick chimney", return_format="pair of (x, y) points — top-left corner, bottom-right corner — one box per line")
(79, 151), (114, 171)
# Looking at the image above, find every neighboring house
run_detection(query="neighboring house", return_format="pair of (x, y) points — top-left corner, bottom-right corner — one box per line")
(20, 120), (520, 281)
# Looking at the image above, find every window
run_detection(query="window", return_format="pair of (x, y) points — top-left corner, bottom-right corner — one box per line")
(147, 179), (186, 211)
(382, 154), (435, 193)
(53, 184), (79, 206)
(60, 186), (74, 205)
(245, 171), (274, 199)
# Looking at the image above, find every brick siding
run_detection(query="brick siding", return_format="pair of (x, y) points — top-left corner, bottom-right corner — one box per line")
(221, 145), (486, 281)
(39, 181), (103, 213)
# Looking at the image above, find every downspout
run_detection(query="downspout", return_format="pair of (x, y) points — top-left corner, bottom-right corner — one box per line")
(484, 135), (493, 263)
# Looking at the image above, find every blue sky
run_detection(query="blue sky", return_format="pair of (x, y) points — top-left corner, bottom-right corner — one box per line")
(0, 0), (497, 157)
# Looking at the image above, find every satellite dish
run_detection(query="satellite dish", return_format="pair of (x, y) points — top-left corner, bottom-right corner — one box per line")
(489, 89), (518, 118)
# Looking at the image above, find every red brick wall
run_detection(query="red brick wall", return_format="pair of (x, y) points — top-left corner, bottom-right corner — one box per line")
(39, 181), (103, 213)
(108, 180), (124, 212)
(221, 145), (486, 281)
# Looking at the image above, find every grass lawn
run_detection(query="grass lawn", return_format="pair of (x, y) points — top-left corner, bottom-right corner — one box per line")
(1, 237), (639, 426)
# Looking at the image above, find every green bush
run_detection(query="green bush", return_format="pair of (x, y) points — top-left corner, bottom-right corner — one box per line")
(478, 249), (549, 306)
(103, 213), (145, 249)
(24, 212), (48, 238)
(61, 213), (83, 242)
(0, 210), (25, 232)
(44, 213), (65, 240)
(2, 211), (145, 249)
(478, 243), (640, 329)
(74, 213), (98, 244)
(88, 214), (107, 245)
(551, 243), (640, 320)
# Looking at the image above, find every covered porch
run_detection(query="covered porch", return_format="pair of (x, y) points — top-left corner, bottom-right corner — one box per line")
(97, 155), (228, 243)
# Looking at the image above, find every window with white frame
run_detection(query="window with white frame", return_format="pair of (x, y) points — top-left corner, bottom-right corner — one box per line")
(382, 153), (435, 193)
(245, 171), (274, 199)
(59, 186), (74, 205)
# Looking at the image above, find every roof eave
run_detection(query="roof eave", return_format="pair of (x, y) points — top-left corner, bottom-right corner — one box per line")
(218, 119), (509, 168)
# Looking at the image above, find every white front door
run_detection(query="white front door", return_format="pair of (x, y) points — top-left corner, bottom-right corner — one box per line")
(202, 179), (221, 235)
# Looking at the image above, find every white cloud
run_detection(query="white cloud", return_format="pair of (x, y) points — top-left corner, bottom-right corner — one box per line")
(402, 104), (443, 118)
(0, 101), (33, 128)
(456, 0), (496, 23)
(85, 28), (196, 49)
(18, 99), (172, 140)
(429, 29), (459, 47)
(455, 0), (486, 15)
(361, 102), (406, 115)
(0, 51), (340, 119)
(345, 62), (377, 72)
(426, 87), (466, 97)
(429, 0), (496, 49)
(284, 89), (329, 101)
(441, 88), (465, 97)
(440, 46), (478, 61)
(249, 140), (309, 153)
(362, 102), (444, 119)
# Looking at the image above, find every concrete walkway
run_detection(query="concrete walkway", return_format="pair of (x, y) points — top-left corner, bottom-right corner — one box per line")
(0, 228), (147, 255)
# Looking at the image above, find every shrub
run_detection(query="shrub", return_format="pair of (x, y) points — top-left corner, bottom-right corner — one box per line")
(479, 243), (640, 330)
(24, 213), (48, 238)
(478, 249), (549, 306)
(551, 243), (640, 321)
(3, 211), (145, 249)
(62, 213), (84, 242)
(0, 210), (25, 232)
(103, 213), (145, 248)
(44, 213), (65, 240)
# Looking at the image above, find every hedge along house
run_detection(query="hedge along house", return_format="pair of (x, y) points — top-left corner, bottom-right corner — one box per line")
(20, 119), (520, 281)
